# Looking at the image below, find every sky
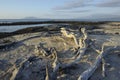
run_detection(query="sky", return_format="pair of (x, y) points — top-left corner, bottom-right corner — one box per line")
(0, 0), (120, 21)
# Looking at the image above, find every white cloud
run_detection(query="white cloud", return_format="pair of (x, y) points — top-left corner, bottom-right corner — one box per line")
(96, 0), (120, 7)
(53, 0), (120, 10)
(53, 0), (92, 10)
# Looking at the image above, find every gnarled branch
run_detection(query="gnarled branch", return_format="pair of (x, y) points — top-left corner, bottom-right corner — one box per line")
(60, 28), (90, 69)
(78, 46), (120, 80)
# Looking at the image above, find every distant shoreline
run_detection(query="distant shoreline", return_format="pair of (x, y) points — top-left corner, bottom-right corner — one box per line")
(0, 21), (120, 39)
(0, 21), (113, 26)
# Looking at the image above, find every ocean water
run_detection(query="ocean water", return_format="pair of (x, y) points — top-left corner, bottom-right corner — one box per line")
(0, 24), (52, 32)
(0, 19), (70, 32)
(0, 19), (51, 23)
(0, 19), (53, 32)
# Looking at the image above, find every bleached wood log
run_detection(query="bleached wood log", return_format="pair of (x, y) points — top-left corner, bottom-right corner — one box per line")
(78, 46), (120, 80)
(51, 48), (60, 72)
(102, 58), (106, 77)
(88, 41), (108, 78)
(0, 59), (27, 80)
(51, 48), (61, 80)
(81, 28), (88, 40)
(61, 47), (87, 69)
(46, 27), (90, 80)
(34, 45), (49, 57)
(45, 48), (60, 80)
(45, 64), (51, 80)
(61, 28), (89, 69)
(60, 28), (79, 47)
(90, 44), (101, 53)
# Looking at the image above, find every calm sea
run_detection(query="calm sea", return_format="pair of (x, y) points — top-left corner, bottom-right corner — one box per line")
(0, 19), (52, 32)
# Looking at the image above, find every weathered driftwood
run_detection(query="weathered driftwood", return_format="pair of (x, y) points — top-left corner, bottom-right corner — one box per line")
(61, 28), (89, 63)
(0, 59), (27, 80)
(45, 64), (52, 80)
(60, 28), (79, 47)
(71, 28), (88, 58)
(61, 47), (88, 69)
(61, 28), (89, 69)
(47, 27), (116, 80)
(46, 27), (110, 80)
(34, 44), (51, 57)
(102, 58), (106, 77)
(45, 28), (120, 80)
(34, 45), (47, 56)
(46, 45), (87, 80)
(51, 48), (60, 72)
(78, 46), (120, 80)
(45, 48), (60, 80)
(90, 44), (101, 54)
(90, 42), (106, 77)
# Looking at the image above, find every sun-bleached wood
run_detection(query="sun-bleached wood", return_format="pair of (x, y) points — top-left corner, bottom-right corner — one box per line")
(78, 46), (120, 80)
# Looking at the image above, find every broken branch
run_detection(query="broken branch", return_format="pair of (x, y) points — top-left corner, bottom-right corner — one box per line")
(78, 46), (120, 80)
